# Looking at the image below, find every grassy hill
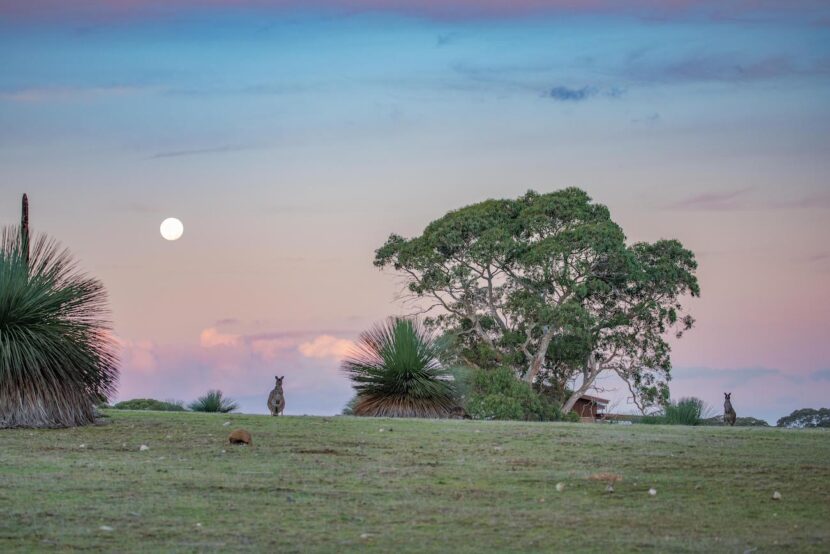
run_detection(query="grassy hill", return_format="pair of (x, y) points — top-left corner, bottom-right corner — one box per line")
(2, 411), (828, 552)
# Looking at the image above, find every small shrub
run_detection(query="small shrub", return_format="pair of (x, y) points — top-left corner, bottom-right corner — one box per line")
(341, 396), (358, 416)
(462, 367), (561, 421)
(188, 390), (238, 413)
(639, 397), (711, 425)
(112, 399), (185, 412)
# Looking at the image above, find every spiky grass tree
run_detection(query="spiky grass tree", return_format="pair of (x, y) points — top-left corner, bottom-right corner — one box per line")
(342, 318), (457, 418)
(188, 390), (238, 413)
(1, 197), (118, 428)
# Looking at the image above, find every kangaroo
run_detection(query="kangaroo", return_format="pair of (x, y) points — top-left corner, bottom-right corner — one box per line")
(723, 392), (737, 426)
(267, 376), (285, 416)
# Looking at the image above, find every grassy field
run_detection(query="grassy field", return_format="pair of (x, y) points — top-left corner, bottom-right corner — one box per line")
(2, 411), (828, 553)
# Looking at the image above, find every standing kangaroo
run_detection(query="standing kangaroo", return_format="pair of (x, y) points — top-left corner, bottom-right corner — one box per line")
(267, 376), (285, 416)
(723, 392), (737, 426)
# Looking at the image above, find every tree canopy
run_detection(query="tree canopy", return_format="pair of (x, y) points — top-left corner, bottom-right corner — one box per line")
(776, 408), (830, 428)
(374, 188), (699, 413)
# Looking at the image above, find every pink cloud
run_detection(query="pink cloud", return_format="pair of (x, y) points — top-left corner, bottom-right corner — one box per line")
(199, 327), (241, 348)
(298, 335), (355, 360)
(250, 337), (297, 360)
(116, 338), (159, 374)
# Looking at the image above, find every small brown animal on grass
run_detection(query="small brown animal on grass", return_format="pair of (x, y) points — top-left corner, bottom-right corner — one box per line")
(228, 429), (252, 446)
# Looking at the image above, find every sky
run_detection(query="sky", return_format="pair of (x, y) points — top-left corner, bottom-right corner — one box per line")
(1, 1), (829, 423)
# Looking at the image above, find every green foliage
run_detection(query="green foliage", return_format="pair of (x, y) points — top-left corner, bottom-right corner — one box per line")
(777, 408), (830, 428)
(188, 390), (238, 413)
(462, 367), (561, 421)
(636, 397), (711, 425)
(341, 395), (358, 416)
(0, 225), (119, 428)
(374, 188), (699, 414)
(342, 318), (458, 418)
(113, 399), (185, 412)
(663, 397), (709, 425)
(700, 416), (769, 427)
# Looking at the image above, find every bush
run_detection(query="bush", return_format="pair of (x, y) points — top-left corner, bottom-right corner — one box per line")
(188, 390), (238, 413)
(341, 396), (358, 416)
(664, 397), (708, 425)
(462, 367), (561, 421)
(112, 399), (185, 412)
(777, 408), (830, 428)
(636, 397), (711, 425)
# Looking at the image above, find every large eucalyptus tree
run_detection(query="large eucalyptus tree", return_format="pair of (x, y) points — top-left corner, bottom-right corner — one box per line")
(374, 188), (698, 414)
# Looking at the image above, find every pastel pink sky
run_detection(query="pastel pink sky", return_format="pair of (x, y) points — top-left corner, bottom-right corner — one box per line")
(1, 0), (828, 421)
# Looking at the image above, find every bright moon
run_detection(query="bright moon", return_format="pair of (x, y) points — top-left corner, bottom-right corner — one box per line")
(160, 218), (184, 241)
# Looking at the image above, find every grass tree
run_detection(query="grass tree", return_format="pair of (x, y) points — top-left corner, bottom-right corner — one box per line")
(342, 317), (457, 418)
(1, 195), (119, 428)
(188, 390), (238, 413)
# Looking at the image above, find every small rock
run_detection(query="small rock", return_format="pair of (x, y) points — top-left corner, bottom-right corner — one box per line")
(378, 428), (385, 433)
(128, 512), (141, 518)
(772, 491), (782, 500)
(360, 533), (373, 539)
(139, 445), (149, 451)
(99, 525), (114, 532)
(605, 484), (615, 493)
(649, 488), (657, 496)
(555, 482), (565, 492)
(196, 522), (202, 528)
(221, 449), (226, 454)
(538, 498), (545, 503)
(165, 434), (172, 439)
(223, 421), (231, 426)
(79, 444), (86, 449)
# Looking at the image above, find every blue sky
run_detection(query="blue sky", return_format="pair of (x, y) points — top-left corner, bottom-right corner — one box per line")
(1, 1), (829, 422)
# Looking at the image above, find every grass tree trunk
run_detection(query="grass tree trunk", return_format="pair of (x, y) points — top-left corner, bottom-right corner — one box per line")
(21, 193), (29, 265)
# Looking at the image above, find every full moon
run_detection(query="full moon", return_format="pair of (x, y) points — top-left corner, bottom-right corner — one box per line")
(160, 217), (184, 241)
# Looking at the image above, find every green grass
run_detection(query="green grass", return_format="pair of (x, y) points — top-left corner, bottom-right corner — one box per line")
(1, 411), (828, 553)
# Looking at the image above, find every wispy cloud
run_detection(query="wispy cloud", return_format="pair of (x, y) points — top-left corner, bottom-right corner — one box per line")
(0, 85), (153, 102)
(666, 187), (754, 211)
(146, 145), (251, 159)
(548, 86), (595, 102)
(811, 369), (830, 381)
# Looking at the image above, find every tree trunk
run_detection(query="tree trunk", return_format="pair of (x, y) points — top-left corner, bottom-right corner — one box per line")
(561, 357), (601, 414)
(524, 327), (556, 383)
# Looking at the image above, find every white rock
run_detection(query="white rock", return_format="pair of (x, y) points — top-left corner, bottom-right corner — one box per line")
(772, 491), (782, 500)
(360, 533), (373, 539)
(606, 484), (615, 493)
(223, 421), (231, 426)
(555, 482), (565, 492)
(196, 522), (203, 528)
(139, 445), (150, 451)
(79, 444), (86, 449)
(99, 526), (114, 532)
(649, 488), (657, 496)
